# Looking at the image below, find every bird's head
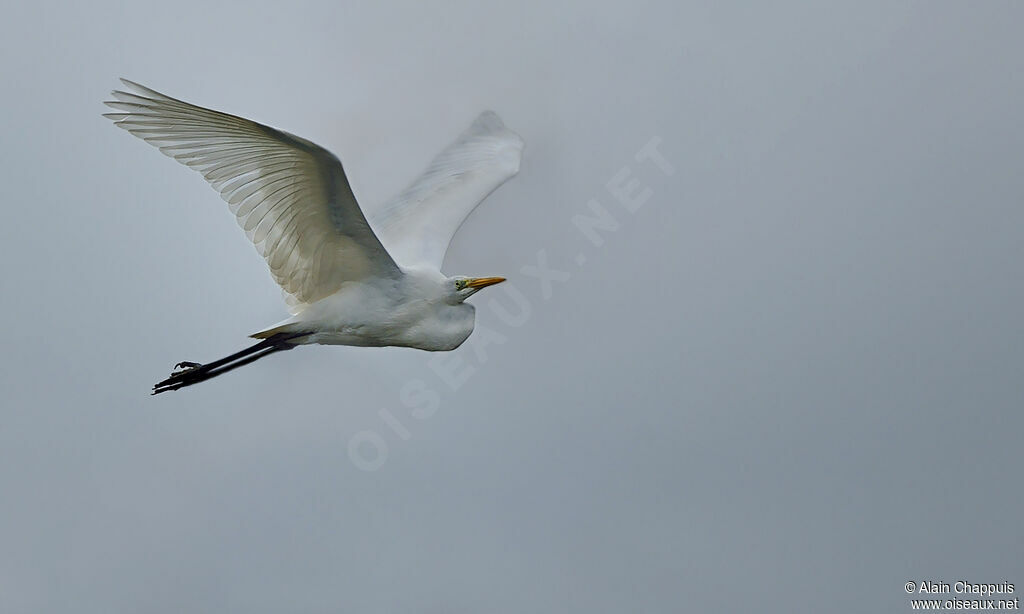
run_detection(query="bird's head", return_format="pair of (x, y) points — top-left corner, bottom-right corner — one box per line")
(446, 276), (506, 303)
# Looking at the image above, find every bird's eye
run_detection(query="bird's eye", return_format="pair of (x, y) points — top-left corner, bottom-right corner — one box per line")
(455, 279), (467, 290)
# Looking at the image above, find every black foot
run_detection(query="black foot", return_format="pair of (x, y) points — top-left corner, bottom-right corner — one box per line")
(170, 361), (202, 377)
(152, 361), (206, 395)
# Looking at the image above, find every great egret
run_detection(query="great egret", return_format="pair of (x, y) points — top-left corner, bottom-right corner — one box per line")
(104, 80), (523, 394)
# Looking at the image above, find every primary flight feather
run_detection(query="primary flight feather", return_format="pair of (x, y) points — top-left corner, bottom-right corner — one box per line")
(104, 79), (523, 394)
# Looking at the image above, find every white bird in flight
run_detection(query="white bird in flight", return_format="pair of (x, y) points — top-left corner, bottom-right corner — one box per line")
(104, 80), (523, 394)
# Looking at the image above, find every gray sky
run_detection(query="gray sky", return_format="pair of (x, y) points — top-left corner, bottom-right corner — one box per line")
(1, 1), (1022, 612)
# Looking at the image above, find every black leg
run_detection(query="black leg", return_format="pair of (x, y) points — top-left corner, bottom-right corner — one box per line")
(152, 333), (304, 395)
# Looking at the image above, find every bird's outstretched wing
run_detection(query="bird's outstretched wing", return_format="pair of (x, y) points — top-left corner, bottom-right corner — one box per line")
(104, 79), (400, 306)
(370, 111), (524, 270)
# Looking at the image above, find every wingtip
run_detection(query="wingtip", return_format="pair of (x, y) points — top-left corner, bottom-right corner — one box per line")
(467, 110), (523, 150)
(471, 110), (506, 133)
(121, 78), (156, 98)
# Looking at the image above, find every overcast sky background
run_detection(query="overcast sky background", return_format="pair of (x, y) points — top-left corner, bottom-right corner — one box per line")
(1, 1), (1022, 612)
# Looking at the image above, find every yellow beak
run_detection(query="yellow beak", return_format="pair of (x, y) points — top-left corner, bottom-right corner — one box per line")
(465, 276), (506, 289)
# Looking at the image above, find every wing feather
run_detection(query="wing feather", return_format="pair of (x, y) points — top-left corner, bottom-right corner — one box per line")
(370, 111), (523, 269)
(104, 79), (399, 308)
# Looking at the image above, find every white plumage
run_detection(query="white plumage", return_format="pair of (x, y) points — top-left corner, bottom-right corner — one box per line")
(373, 110), (523, 269)
(104, 80), (522, 393)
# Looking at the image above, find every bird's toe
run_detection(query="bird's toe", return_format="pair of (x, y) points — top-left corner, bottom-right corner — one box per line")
(170, 362), (203, 378)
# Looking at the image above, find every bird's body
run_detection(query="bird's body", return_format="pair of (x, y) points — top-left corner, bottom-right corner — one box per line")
(257, 266), (476, 351)
(104, 80), (523, 393)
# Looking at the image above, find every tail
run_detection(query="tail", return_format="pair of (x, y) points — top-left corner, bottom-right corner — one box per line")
(152, 332), (305, 395)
